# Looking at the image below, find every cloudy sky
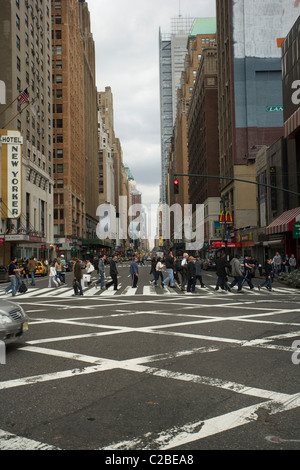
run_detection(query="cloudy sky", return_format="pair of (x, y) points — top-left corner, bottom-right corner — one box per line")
(88, 0), (216, 208)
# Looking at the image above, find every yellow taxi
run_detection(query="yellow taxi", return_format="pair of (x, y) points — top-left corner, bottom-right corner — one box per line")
(35, 261), (48, 276)
(23, 260), (48, 277)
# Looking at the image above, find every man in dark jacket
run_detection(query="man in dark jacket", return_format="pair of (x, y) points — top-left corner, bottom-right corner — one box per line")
(105, 255), (119, 290)
(162, 250), (175, 288)
(215, 253), (231, 292)
(258, 259), (274, 292)
(187, 257), (196, 292)
(94, 254), (106, 289)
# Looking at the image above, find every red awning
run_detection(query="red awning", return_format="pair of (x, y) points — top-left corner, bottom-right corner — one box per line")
(265, 207), (300, 235)
(285, 107), (300, 138)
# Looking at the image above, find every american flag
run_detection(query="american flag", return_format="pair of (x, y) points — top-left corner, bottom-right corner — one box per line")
(18, 88), (29, 105)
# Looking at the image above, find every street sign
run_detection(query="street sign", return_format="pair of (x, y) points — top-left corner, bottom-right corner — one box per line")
(293, 222), (300, 239)
(266, 106), (283, 112)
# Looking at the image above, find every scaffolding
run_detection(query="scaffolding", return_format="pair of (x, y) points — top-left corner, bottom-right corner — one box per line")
(170, 15), (194, 36)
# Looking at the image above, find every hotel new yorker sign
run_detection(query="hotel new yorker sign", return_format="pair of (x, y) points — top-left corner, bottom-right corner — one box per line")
(0, 130), (23, 219)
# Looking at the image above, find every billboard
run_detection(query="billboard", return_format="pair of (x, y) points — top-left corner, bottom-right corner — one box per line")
(233, 0), (299, 59)
(0, 130), (23, 219)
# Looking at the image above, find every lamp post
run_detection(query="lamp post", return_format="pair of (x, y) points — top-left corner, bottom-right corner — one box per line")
(220, 195), (229, 258)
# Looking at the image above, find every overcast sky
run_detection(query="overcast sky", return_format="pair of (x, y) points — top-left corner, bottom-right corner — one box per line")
(88, 0), (216, 208)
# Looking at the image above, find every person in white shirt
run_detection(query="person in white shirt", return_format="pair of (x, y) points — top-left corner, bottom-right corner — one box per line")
(48, 261), (60, 288)
(180, 253), (189, 291)
(155, 257), (164, 287)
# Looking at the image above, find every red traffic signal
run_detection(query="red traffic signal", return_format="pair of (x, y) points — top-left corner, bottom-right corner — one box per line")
(174, 179), (179, 194)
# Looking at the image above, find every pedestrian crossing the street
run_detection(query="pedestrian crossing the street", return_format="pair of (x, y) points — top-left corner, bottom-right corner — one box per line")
(0, 282), (299, 300)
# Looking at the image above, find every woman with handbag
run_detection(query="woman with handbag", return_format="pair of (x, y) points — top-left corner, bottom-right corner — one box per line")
(85, 259), (94, 286)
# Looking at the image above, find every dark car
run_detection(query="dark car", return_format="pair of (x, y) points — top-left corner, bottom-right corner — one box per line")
(0, 299), (29, 344)
(202, 259), (216, 270)
(0, 266), (8, 283)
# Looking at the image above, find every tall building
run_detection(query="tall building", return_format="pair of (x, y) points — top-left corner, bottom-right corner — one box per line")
(188, 46), (220, 251)
(97, 88), (130, 252)
(0, 0), (54, 264)
(171, 19), (217, 210)
(97, 112), (114, 207)
(216, 0), (299, 235)
(52, 0), (85, 254)
(78, 0), (99, 244)
(51, 0), (99, 258)
(166, 19), (217, 250)
(159, 15), (194, 204)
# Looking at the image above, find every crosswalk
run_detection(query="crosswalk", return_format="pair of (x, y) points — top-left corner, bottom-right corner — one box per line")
(0, 282), (299, 300)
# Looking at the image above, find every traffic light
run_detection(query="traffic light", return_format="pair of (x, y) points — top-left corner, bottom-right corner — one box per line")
(174, 179), (179, 195)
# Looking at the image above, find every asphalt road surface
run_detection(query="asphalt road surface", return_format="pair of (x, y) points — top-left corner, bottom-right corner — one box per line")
(0, 263), (300, 452)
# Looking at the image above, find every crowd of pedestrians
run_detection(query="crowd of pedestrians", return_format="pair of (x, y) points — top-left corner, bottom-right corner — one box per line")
(147, 251), (206, 293)
(3, 250), (299, 297)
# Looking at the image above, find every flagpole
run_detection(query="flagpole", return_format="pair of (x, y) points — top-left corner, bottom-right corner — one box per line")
(0, 92), (22, 118)
(2, 99), (33, 129)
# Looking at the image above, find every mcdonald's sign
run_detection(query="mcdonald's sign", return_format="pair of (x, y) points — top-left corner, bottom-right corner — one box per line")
(219, 211), (233, 225)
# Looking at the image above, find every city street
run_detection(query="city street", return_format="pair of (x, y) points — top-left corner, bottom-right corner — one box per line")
(0, 265), (300, 450)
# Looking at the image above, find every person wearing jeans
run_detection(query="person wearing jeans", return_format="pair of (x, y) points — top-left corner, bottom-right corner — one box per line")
(162, 250), (175, 288)
(130, 257), (139, 288)
(95, 254), (106, 289)
(5, 257), (23, 297)
(28, 257), (37, 286)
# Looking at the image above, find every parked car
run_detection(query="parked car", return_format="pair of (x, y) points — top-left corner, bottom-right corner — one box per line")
(202, 259), (216, 270)
(0, 266), (8, 283)
(0, 300), (29, 344)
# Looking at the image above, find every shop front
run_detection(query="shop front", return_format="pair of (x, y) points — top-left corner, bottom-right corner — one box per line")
(265, 207), (300, 260)
(0, 234), (50, 266)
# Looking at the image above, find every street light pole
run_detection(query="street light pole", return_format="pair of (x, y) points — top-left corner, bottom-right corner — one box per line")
(174, 173), (300, 198)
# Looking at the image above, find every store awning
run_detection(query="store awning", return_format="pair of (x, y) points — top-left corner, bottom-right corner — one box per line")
(284, 107), (300, 138)
(265, 207), (300, 235)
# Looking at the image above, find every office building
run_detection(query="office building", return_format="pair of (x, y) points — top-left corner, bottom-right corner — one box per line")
(0, 0), (54, 263)
(159, 15), (194, 204)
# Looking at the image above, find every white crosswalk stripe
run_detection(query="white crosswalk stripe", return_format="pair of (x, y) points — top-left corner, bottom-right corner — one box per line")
(0, 283), (299, 300)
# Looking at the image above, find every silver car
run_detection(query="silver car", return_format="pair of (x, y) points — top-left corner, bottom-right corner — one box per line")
(0, 300), (29, 344)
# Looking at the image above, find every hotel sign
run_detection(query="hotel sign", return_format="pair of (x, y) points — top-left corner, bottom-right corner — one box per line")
(0, 130), (23, 219)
